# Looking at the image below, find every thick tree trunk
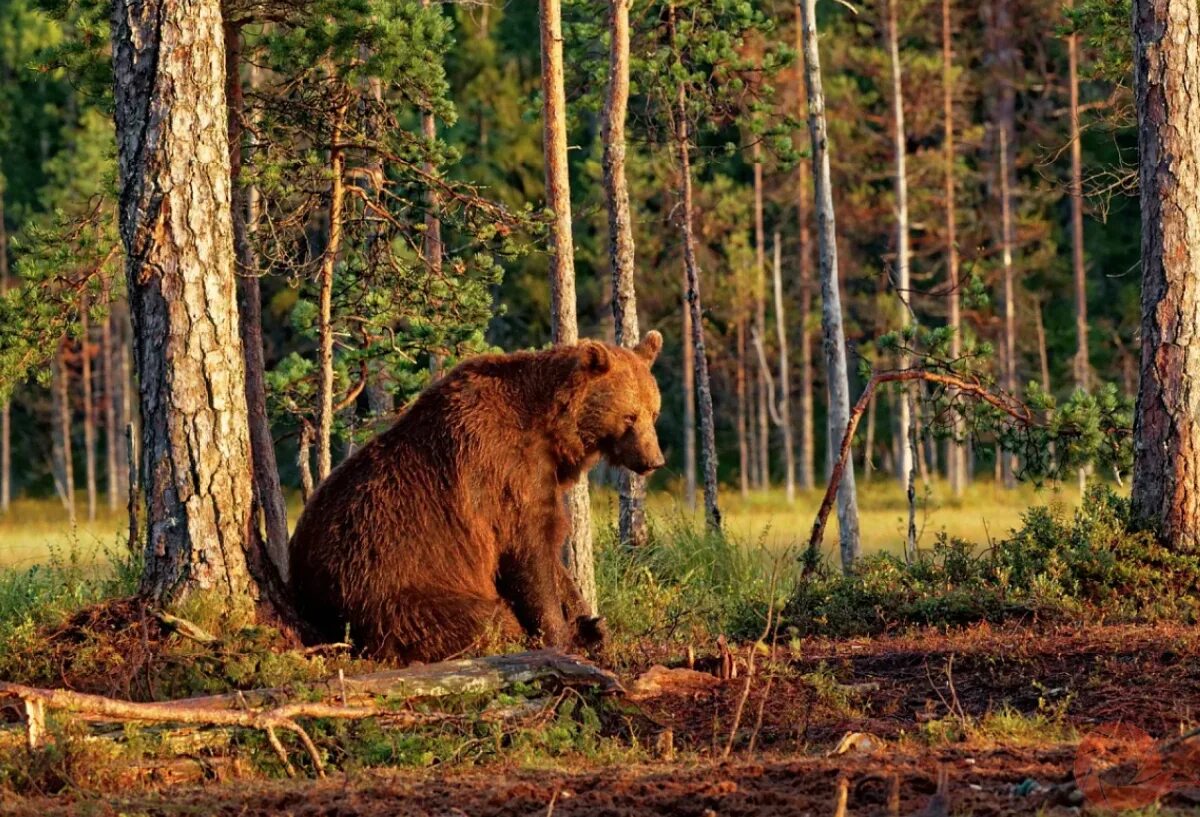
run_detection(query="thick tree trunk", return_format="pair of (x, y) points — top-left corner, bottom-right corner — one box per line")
(316, 102), (347, 486)
(682, 295), (697, 510)
(1130, 0), (1200, 552)
(736, 316), (750, 497)
(227, 24), (290, 578)
(540, 0), (596, 610)
(752, 144), (770, 490)
(112, 0), (259, 608)
(793, 8), (816, 493)
(51, 342), (75, 523)
(942, 0), (965, 497)
(799, 0), (859, 568)
(772, 232), (796, 502)
(886, 0), (913, 499)
(80, 294), (97, 522)
(601, 0), (647, 547)
(0, 190), (10, 513)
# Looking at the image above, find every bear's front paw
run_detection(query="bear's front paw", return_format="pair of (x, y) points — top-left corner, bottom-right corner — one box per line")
(572, 615), (607, 651)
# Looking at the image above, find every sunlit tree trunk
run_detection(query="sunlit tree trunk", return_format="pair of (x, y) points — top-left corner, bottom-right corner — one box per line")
(227, 23), (290, 578)
(942, 0), (965, 496)
(316, 100), (347, 485)
(601, 0), (647, 547)
(799, 0), (859, 568)
(752, 143), (770, 490)
(80, 294), (97, 522)
(113, 0), (259, 607)
(886, 0), (914, 503)
(1131, 0), (1200, 553)
(1066, 0), (1089, 491)
(540, 0), (596, 608)
(793, 7), (816, 493)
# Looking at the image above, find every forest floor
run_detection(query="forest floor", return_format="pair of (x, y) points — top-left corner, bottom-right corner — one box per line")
(5, 621), (1198, 816)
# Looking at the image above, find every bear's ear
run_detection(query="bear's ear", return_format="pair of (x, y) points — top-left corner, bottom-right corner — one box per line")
(634, 330), (663, 366)
(576, 340), (612, 375)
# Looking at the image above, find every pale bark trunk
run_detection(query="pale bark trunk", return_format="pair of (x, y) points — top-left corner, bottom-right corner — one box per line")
(682, 296), (697, 510)
(316, 101), (347, 486)
(794, 7), (816, 493)
(227, 24), (290, 578)
(736, 316), (750, 497)
(799, 0), (859, 568)
(540, 0), (596, 610)
(772, 232), (796, 502)
(0, 190), (9, 513)
(80, 294), (97, 522)
(1130, 0), (1200, 552)
(113, 0), (259, 607)
(886, 0), (913, 498)
(943, 0), (965, 497)
(998, 124), (1018, 488)
(752, 144), (770, 490)
(51, 342), (75, 523)
(101, 291), (119, 512)
(601, 0), (647, 547)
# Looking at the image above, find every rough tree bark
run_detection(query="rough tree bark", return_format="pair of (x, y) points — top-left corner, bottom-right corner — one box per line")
(942, 0), (966, 495)
(80, 294), (97, 522)
(752, 143), (770, 490)
(794, 6), (816, 493)
(540, 0), (596, 610)
(601, 0), (648, 547)
(886, 0), (914, 501)
(112, 0), (259, 607)
(772, 232), (796, 502)
(1130, 0), (1200, 553)
(799, 0), (860, 568)
(227, 24), (290, 578)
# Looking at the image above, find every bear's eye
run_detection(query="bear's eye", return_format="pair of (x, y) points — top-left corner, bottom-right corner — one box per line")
(625, 413), (638, 428)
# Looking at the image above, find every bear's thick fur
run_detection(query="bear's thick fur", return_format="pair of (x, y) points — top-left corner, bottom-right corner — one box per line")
(288, 333), (665, 662)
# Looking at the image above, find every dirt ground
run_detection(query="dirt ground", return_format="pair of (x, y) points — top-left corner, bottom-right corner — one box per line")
(5, 622), (1200, 816)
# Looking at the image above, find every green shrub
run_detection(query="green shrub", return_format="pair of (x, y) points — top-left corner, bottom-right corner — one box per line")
(787, 484), (1200, 635)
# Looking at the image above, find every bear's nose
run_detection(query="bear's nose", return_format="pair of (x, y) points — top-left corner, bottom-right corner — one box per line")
(641, 457), (666, 474)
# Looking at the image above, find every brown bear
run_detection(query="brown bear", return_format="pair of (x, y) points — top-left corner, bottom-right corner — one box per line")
(288, 332), (665, 663)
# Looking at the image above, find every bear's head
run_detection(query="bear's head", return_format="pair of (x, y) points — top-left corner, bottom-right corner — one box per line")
(571, 331), (666, 476)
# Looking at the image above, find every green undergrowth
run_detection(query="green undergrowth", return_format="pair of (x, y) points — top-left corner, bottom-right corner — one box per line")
(787, 485), (1200, 635)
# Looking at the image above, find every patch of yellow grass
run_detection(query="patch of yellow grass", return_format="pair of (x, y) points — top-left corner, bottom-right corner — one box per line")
(0, 477), (1085, 570)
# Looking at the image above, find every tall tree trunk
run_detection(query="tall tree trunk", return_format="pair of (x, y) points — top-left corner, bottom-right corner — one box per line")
(51, 341), (75, 523)
(113, 0), (259, 608)
(227, 24), (290, 578)
(794, 8), (816, 493)
(101, 289), (119, 512)
(998, 124), (1018, 488)
(752, 143), (770, 490)
(799, 0), (860, 568)
(80, 294), (97, 522)
(421, 0), (444, 376)
(942, 0), (965, 497)
(0, 189), (9, 514)
(886, 0), (914, 499)
(772, 232), (796, 502)
(736, 315), (750, 497)
(601, 0), (647, 547)
(316, 101), (347, 485)
(1130, 0), (1200, 552)
(1066, 0), (1089, 491)
(682, 294), (697, 510)
(540, 0), (596, 610)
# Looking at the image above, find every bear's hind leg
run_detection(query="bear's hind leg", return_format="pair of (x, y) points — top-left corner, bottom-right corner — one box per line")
(370, 593), (523, 664)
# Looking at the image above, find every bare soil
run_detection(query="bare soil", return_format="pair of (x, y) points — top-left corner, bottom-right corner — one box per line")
(5, 622), (1200, 816)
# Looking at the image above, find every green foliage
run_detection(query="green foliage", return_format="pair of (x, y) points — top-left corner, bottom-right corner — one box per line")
(789, 485), (1200, 635)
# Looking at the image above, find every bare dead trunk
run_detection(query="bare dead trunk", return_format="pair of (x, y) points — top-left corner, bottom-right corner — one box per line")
(886, 0), (914, 499)
(1130, 0), (1200, 552)
(752, 144), (770, 490)
(227, 24), (290, 578)
(113, 0), (259, 608)
(943, 0), (965, 497)
(772, 232), (796, 502)
(998, 124), (1018, 489)
(316, 101), (347, 486)
(0, 190), (10, 513)
(736, 316), (750, 497)
(80, 294), (97, 522)
(793, 10), (816, 493)
(682, 296), (697, 510)
(540, 0), (596, 609)
(601, 0), (647, 547)
(51, 341), (75, 524)
(799, 0), (860, 567)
